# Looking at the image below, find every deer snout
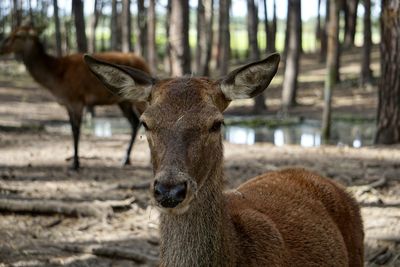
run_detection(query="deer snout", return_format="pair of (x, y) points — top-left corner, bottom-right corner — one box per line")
(154, 181), (187, 208)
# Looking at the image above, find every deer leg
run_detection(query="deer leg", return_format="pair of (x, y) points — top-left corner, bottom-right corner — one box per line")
(67, 105), (83, 170)
(118, 102), (140, 166)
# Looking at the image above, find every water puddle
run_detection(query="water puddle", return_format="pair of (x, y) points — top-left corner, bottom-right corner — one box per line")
(224, 120), (375, 147)
(46, 117), (375, 148)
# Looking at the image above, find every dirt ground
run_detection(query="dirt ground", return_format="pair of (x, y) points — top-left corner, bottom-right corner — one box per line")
(1, 48), (400, 266)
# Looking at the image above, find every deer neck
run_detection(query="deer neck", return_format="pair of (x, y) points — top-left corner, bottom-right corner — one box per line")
(159, 166), (238, 267)
(20, 41), (61, 92)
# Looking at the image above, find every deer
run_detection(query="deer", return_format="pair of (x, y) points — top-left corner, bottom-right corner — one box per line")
(84, 53), (364, 266)
(0, 26), (151, 170)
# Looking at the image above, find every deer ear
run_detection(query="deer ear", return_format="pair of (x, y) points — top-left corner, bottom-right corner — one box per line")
(220, 53), (280, 100)
(84, 54), (155, 102)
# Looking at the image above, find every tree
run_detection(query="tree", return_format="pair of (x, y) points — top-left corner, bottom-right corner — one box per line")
(247, 0), (265, 113)
(88, 0), (103, 53)
(284, 0), (302, 58)
(316, 0), (322, 49)
(360, 0), (372, 87)
(147, 0), (157, 71)
(110, 0), (121, 51)
(53, 0), (62, 56)
(375, 0), (400, 144)
(122, 0), (132, 52)
(218, 0), (230, 76)
(263, 0), (276, 53)
(320, 0), (329, 62)
(12, 0), (22, 29)
(165, 0), (172, 74)
(72, 0), (88, 53)
(282, 0), (301, 109)
(321, 0), (340, 140)
(196, 0), (214, 76)
(169, 0), (191, 75)
(343, 0), (359, 48)
(136, 0), (147, 58)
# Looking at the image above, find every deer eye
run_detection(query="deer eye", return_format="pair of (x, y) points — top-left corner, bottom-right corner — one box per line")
(142, 121), (150, 131)
(209, 121), (224, 133)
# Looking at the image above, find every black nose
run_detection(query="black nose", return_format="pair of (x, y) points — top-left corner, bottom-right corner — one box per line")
(154, 181), (187, 208)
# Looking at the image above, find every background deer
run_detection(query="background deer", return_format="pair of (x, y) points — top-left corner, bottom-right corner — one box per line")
(0, 26), (151, 170)
(85, 53), (364, 266)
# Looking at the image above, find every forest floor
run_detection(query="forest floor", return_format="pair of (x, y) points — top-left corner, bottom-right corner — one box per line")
(1, 47), (400, 266)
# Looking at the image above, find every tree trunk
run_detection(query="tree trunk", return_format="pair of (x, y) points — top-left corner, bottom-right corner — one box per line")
(196, 0), (214, 76)
(136, 0), (147, 58)
(110, 0), (120, 51)
(264, 0), (276, 53)
(247, 0), (265, 113)
(271, 0), (277, 52)
(282, 0), (301, 109)
(320, 0), (329, 62)
(147, 0), (157, 72)
(121, 0), (132, 53)
(169, 0), (191, 76)
(12, 0), (22, 29)
(375, 0), (400, 144)
(218, 0), (230, 76)
(64, 20), (71, 54)
(360, 0), (372, 87)
(72, 0), (88, 53)
(165, 0), (172, 75)
(53, 0), (62, 56)
(343, 0), (359, 48)
(88, 0), (102, 53)
(316, 0), (322, 46)
(321, 0), (340, 141)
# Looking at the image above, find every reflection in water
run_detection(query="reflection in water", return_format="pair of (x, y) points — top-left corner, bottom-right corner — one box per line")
(80, 117), (374, 148)
(224, 121), (374, 148)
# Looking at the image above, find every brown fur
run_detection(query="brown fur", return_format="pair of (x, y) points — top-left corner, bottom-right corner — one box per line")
(147, 78), (364, 266)
(83, 56), (364, 266)
(0, 26), (150, 169)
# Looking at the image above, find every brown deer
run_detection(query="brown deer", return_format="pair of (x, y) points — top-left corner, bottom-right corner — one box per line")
(85, 53), (364, 266)
(0, 26), (151, 170)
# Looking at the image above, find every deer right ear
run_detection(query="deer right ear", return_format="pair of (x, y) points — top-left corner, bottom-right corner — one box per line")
(84, 54), (155, 102)
(219, 53), (280, 101)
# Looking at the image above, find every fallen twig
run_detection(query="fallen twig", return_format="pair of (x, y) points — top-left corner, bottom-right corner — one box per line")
(58, 244), (158, 264)
(348, 177), (387, 195)
(0, 197), (135, 218)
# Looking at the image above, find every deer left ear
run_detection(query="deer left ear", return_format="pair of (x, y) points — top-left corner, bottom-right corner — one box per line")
(220, 53), (280, 100)
(84, 54), (155, 102)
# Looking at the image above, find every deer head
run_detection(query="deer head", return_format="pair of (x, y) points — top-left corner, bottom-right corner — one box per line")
(0, 26), (44, 57)
(84, 54), (280, 215)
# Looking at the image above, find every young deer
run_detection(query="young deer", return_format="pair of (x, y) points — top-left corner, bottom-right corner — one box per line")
(0, 26), (151, 170)
(85, 53), (364, 266)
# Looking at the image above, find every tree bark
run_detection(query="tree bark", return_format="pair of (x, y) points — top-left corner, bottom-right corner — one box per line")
(12, 0), (22, 29)
(375, 0), (400, 144)
(72, 0), (88, 53)
(196, 0), (214, 76)
(316, 0), (322, 46)
(321, 0), (340, 141)
(169, 0), (191, 75)
(320, 0), (329, 62)
(360, 0), (372, 87)
(165, 0), (172, 75)
(121, 0), (132, 52)
(264, 0), (276, 53)
(136, 0), (147, 58)
(218, 0), (230, 76)
(282, 0), (301, 109)
(343, 0), (359, 48)
(247, 0), (265, 113)
(147, 0), (157, 72)
(110, 0), (120, 51)
(53, 0), (62, 56)
(271, 0), (277, 52)
(88, 0), (102, 53)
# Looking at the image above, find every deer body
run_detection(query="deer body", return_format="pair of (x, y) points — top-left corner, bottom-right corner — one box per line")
(1, 27), (150, 169)
(85, 54), (364, 266)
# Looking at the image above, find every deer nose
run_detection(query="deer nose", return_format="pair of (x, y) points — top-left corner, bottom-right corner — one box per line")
(154, 181), (187, 208)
